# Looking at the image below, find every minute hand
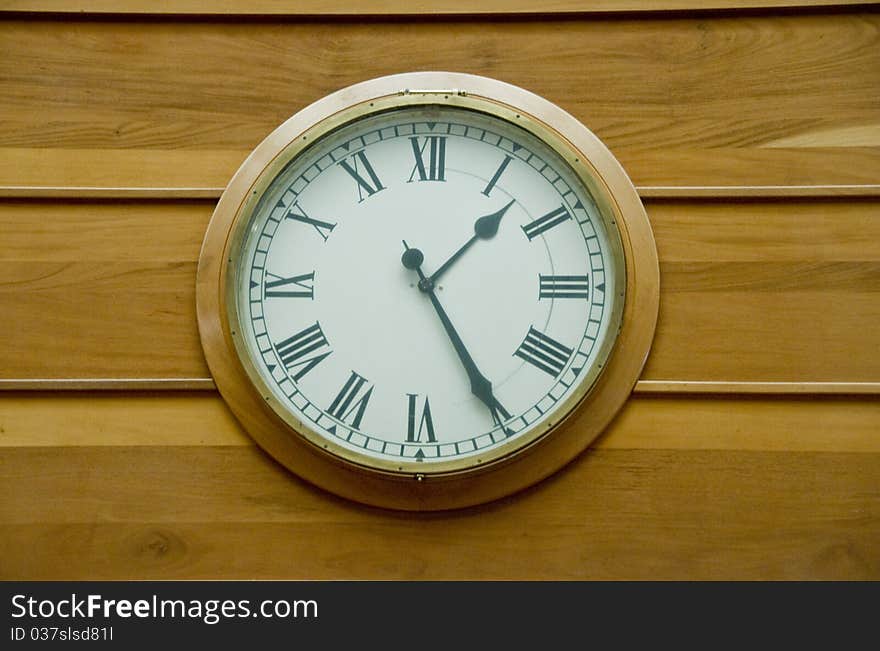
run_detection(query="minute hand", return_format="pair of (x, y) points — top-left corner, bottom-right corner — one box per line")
(402, 242), (511, 424)
(428, 199), (514, 285)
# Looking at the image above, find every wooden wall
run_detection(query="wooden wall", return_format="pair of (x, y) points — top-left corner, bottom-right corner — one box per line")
(1, 2), (878, 580)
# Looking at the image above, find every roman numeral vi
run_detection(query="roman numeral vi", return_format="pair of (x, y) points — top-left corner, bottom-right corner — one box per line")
(406, 394), (437, 443)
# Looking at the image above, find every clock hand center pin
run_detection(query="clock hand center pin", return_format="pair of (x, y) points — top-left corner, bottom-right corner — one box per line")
(401, 240), (434, 292)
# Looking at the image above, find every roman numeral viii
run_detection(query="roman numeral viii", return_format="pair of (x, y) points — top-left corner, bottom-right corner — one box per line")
(338, 151), (385, 202)
(522, 205), (571, 241)
(408, 136), (446, 182)
(514, 327), (574, 377)
(406, 394), (436, 443)
(539, 274), (589, 300)
(328, 371), (374, 429)
(275, 322), (332, 382)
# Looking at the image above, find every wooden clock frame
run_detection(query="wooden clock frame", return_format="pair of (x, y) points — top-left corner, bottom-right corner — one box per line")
(196, 71), (660, 511)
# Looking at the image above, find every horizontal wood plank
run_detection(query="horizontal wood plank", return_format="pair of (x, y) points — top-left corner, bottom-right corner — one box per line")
(1, 392), (878, 454)
(0, 13), (877, 189)
(3, 149), (880, 192)
(3, 1), (877, 16)
(2, 198), (879, 384)
(5, 378), (880, 395)
(0, 445), (876, 579)
(3, 184), (880, 201)
(635, 380), (880, 395)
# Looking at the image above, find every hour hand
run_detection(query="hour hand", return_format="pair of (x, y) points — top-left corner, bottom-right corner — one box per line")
(428, 199), (515, 285)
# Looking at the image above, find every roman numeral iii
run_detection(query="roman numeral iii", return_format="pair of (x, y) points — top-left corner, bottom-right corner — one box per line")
(338, 151), (385, 202)
(275, 322), (332, 381)
(514, 327), (574, 377)
(539, 274), (589, 300)
(408, 136), (447, 182)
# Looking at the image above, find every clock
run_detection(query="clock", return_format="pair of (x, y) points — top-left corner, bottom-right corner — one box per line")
(197, 72), (659, 510)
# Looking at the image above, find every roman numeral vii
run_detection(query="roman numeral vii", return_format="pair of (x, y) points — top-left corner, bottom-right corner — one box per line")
(328, 371), (374, 429)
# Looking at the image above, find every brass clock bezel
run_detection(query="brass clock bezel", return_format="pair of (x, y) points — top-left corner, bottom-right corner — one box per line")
(196, 71), (659, 510)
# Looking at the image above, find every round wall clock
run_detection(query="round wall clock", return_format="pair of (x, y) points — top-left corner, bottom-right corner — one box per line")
(197, 71), (659, 510)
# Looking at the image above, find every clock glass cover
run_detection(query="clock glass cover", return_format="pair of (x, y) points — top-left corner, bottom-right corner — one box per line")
(227, 100), (625, 475)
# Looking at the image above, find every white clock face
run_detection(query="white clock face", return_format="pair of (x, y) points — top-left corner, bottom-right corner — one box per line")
(231, 103), (624, 473)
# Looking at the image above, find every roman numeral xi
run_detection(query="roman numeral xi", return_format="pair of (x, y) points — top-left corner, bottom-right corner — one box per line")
(338, 151), (385, 203)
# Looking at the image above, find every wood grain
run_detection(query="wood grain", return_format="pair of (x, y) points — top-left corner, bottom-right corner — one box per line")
(0, 444), (876, 579)
(4, 184), (880, 200)
(2, 392), (878, 453)
(2, 198), (878, 383)
(0, 200), (210, 379)
(6, 378), (880, 395)
(3, 0), (877, 16)
(0, 13), (876, 189)
(2, 4), (879, 580)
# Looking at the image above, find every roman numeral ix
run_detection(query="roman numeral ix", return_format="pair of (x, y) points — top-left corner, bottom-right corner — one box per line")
(265, 271), (315, 299)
